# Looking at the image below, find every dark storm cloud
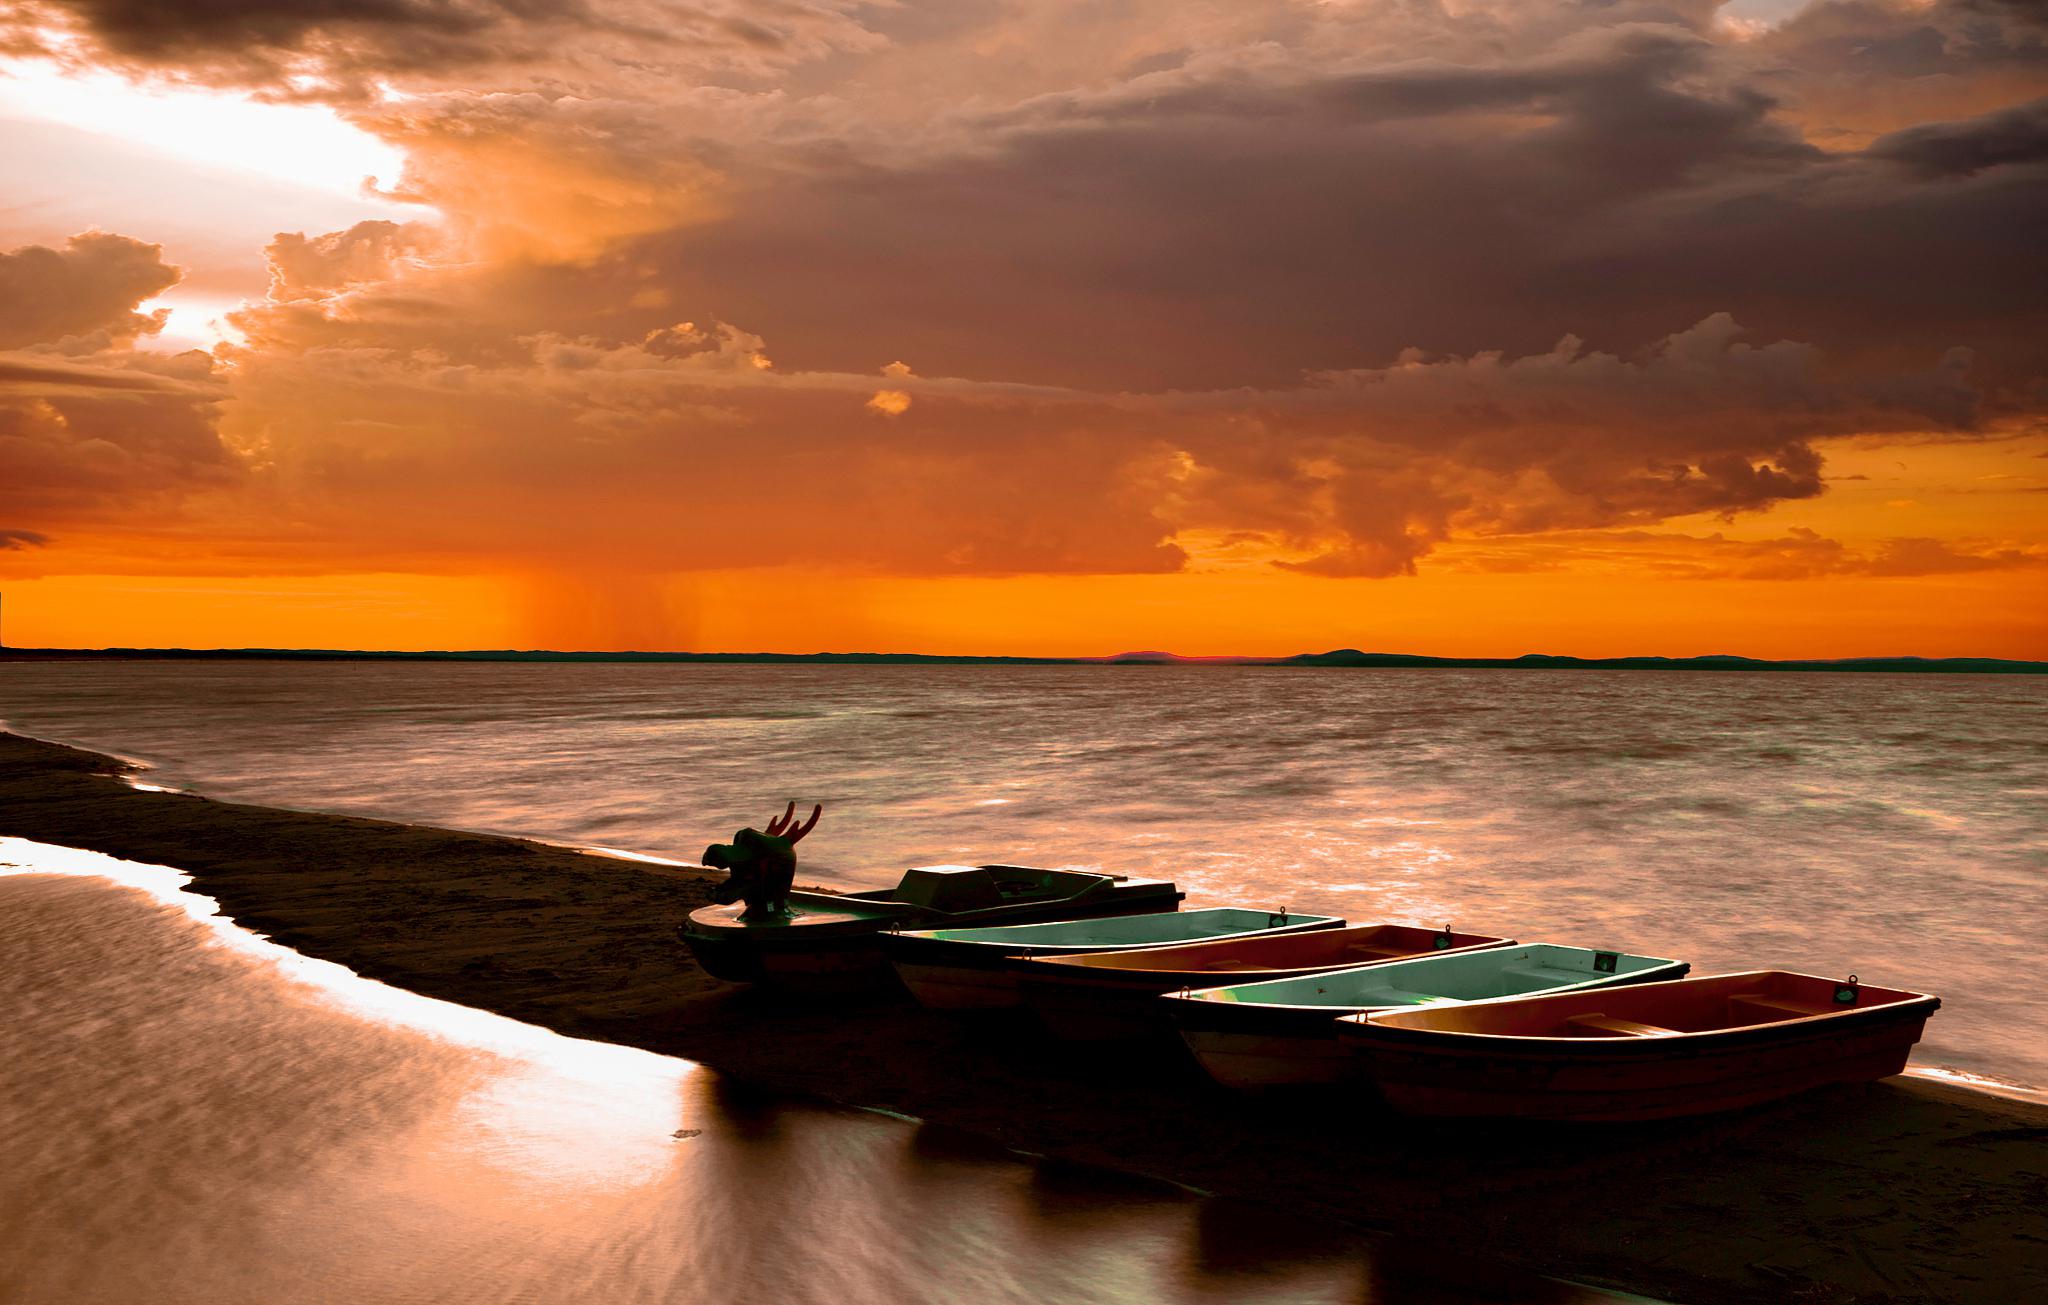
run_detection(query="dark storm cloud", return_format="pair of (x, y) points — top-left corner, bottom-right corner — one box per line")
(627, 20), (2039, 399)
(3, 0), (879, 96)
(6, 0), (561, 88)
(1867, 98), (2048, 177)
(0, 527), (50, 549)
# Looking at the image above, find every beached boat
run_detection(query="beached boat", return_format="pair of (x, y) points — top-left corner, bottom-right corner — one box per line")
(1339, 970), (1940, 1120)
(1016, 922), (1512, 1041)
(680, 864), (1182, 990)
(883, 907), (1345, 1012)
(1163, 944), (1686, 1090)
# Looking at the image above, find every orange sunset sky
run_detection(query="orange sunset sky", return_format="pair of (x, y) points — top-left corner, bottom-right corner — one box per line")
(1, 0), (2043, 657)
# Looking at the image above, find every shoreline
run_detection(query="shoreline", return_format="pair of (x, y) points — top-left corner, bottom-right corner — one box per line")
(2, 730), (2043, 1303)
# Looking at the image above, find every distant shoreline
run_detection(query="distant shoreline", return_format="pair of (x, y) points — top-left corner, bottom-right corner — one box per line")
(4, 646), (2044, 673)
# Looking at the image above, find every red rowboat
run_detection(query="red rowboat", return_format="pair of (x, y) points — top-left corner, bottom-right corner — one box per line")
(1339, 969), (1939, 1120)
(1017, 923), (1511, 1041)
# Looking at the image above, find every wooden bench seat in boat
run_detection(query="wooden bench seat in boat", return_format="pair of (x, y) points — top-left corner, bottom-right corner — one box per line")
(1564, 1014), (1680, 1037)
(1501, 964), (1603, 985)
(1729, 993), (1829, 1020)
(1370, 989), (1453, 1006)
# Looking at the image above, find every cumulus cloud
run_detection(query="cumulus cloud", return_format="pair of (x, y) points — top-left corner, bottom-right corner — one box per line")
(0, 234), (234, 528)
(355, 91), (738, 259)
(0, 351), (234, 522)
(1751, 0), (2048, 146)
(201, 224), (1992, 579)
(0, 232), (179, 349)
(265, 220), (441, 301)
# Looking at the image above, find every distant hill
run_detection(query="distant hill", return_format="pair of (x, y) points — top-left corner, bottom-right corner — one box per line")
(2, 646), (2043, 672)
(1103, 651), (1256, 664)
(1278, 650), (2048, 674)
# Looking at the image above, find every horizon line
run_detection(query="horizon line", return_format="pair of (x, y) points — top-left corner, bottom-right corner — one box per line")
(2, 646), (2044, 673)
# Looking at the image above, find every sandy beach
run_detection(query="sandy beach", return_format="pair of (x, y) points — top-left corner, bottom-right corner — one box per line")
(3, 728), (2042, 1304)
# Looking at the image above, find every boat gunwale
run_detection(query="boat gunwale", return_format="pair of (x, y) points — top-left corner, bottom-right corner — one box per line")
(1017, 937), (1518, 989)
(1162, 947), (1684, 1019)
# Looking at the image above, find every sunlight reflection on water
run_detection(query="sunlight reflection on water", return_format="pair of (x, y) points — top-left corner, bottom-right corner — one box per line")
(0, 839), (693, 1192)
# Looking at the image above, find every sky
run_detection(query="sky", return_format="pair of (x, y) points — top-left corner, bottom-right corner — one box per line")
(0, 0), (2043, 657)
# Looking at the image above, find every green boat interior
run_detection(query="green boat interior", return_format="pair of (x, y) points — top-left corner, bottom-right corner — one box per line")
(1183, 944), (1685, 1010)
(927, 907), (1338, 948)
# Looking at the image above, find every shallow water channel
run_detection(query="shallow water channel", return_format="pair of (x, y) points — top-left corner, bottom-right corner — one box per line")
(0, 839), (1630, 1304)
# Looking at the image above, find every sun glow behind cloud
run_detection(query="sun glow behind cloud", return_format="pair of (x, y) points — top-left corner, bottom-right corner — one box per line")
(0, 54), (408, 200)
(134, 290), (247, 352)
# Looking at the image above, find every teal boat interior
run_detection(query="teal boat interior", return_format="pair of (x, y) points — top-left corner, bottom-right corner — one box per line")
(1178, 943), (1687, 1010)
(920, 906), (1341, 950)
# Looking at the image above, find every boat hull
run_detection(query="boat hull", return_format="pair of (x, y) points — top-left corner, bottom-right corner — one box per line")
(1173, 994), (1399, 1089)
(1343, 972), (1939, 1120)
(1177, 1024), (1357, 1090)
(1356, 1012), (1931, 1120)
(890, 954), (1025, 1010)
(682, 919), (906, 988)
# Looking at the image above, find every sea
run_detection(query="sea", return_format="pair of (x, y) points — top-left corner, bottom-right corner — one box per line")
(3, 660), (2042, 1090)
(0, 660), (2042, 1301)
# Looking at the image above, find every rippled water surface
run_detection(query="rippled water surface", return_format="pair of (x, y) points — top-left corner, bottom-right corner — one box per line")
(0, 840), (1623, 1304)
(3, 661), (2043, 1089)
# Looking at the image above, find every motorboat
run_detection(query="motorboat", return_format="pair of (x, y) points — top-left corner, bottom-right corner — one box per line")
(680, 863), (1181, 991)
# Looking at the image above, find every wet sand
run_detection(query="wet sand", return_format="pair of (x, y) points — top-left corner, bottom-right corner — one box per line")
(3, 729), (2042, 1304)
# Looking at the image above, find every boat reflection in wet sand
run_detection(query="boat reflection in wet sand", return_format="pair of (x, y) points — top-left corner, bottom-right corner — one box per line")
(1015, 923), (1514, 1042)
(1340, 970), (1940, 1121)
(680, 864), (1181, 991)
(1165, 944), (1687, 1091)
(884, 908), (1345, 1012)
